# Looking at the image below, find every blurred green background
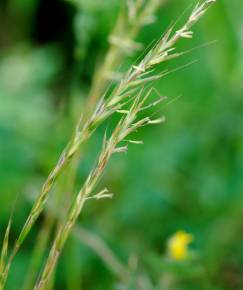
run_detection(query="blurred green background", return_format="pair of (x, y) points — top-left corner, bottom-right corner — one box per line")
(0, 0), (243, 289)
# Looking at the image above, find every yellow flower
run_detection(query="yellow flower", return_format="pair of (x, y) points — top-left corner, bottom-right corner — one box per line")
(167, 230), (194, 261)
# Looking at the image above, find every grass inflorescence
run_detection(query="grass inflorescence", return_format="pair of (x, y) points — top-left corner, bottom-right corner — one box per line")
(0, 1), (217, 289)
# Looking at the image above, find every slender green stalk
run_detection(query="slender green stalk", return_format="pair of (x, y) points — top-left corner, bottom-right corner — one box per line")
(0, 1), (216, 287)
(21, 215), (54, 290)
(22, 161), (77, 290)
(0, 220), (11, 277)
(73, 227), (130, 282)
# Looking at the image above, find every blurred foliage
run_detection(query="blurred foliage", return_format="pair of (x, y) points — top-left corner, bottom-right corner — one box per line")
(0, 0), (243, 289)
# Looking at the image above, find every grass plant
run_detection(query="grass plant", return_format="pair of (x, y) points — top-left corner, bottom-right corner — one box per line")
(0, 1), (217, 289)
